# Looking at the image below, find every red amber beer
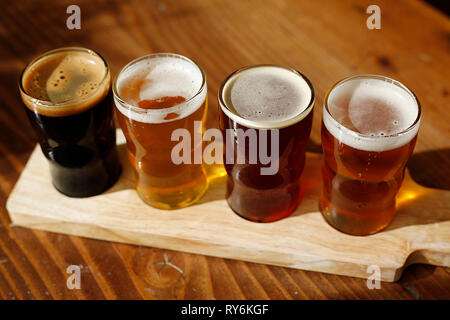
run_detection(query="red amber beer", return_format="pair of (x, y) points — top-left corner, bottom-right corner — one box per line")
(219, 65), (315, 222)
(320, 75), (421, 235)
(113, 53), (208, 209)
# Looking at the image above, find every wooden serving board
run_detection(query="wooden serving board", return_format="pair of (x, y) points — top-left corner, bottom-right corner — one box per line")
(6, 131), (450, 282)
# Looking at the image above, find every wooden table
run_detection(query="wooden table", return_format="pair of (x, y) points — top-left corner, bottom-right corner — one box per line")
(0, 0), (449, 300)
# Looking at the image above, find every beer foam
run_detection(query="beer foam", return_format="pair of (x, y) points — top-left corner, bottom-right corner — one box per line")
(324, 77), (420, 152)
(115, 55), (206, 124)
(21, 48), (109, 117)
(221, 66), (313, 127)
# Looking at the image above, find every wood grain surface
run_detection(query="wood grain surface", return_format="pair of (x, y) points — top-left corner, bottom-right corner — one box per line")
(6, 131), (450, 282)
(0, 0), (449, 299)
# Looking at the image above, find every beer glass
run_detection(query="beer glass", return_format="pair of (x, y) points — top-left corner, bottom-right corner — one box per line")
(320, 75), (421, 235)
(19, 47), (121, 197)
(218, 65), (315, 222)
(113, 53), (208, 209)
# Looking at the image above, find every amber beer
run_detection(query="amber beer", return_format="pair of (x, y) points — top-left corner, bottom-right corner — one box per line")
(113, 53), (208, 209)
(219, 65), (315, 222)
(19, 47), (121, 197)
(320, 75), (421, 235)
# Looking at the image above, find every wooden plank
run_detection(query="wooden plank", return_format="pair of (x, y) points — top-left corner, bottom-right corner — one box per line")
(7, 131), (450, 282)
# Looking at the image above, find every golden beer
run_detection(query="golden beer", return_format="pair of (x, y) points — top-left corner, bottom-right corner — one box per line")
(113, 53), (208, 209)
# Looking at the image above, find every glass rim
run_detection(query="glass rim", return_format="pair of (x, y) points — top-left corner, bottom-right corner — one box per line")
(19, 47), (110, 107)
(323, 74), (422, 140)
(218, 64), (315, 129)
(112, 52), (207, 115)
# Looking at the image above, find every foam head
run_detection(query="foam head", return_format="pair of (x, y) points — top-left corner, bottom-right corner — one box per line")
(323, 75), (420, 152)
(220, 65), (314, 129)
(114, 53), (206, 124)
(20, 47), (110, 117)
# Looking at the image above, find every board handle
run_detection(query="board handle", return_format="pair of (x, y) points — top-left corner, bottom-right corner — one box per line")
(405, 248), (450, 268)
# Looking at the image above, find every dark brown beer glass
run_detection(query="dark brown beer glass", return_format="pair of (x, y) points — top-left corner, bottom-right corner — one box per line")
(19, 47), (121, 197)
(320, 75), (421, 235)
(218, 65), (315, 222)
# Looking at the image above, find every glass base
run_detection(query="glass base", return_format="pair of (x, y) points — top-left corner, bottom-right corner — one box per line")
(229, 205), (295, 223)
(319, 199), (396, 236)
(136, 181), (208, 210)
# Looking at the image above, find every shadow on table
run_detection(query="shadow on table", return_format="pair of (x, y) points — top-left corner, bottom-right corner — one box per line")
(384, 148), (450, 232)
(407, 148), (450, 190)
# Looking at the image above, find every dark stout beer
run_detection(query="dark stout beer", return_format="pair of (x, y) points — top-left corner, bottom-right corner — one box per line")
(219, 65), (315, 222)
(19, 47), (121, 197)
(320, 75), (421, 235)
